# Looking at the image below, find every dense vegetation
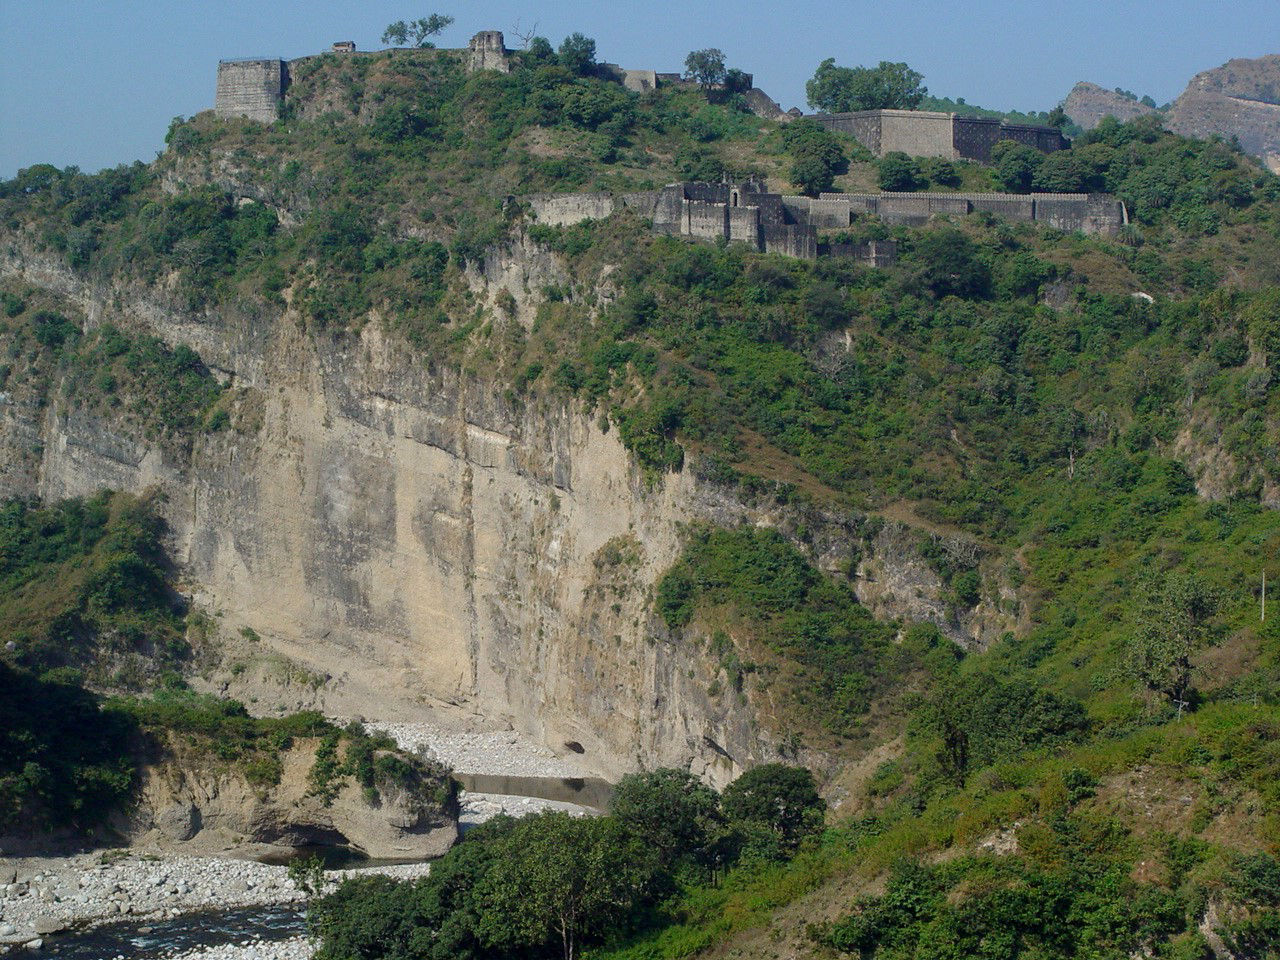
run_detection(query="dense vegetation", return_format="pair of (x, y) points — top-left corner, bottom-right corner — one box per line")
(0, 493), (186, 685)
(656, 525), (940, 737)
(309, 765), (825, 960)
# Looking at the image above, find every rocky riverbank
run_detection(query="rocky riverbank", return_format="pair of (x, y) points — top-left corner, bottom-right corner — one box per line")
(0, 853), (433, 952)
(162, 935), (314, 960)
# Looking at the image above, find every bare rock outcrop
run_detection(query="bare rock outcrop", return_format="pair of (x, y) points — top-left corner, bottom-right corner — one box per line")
(1063, 81), (1156, 130)
(1065, 56), (1280, 172)
(1167, 55), (1280, 172)
(127, 738), (458, 859)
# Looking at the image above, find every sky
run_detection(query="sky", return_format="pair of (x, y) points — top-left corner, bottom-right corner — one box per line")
(2, 0), (1277, 178)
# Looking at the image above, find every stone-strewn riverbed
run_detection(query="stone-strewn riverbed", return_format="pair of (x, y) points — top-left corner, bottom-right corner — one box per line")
(0, 721), (602, 955)
(368, 722), (593, 778)
(0, 854), (433, 950)
(163, 936), (314, 960)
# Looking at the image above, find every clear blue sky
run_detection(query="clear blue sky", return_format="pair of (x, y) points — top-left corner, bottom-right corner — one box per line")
(2, 0), (1276, 178)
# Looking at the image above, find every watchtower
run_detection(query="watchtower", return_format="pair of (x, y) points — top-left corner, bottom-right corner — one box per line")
(468, 31), (509, 73)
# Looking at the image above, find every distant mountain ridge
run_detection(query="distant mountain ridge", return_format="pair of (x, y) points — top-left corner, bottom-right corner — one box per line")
(1065, 53), (1280, 171)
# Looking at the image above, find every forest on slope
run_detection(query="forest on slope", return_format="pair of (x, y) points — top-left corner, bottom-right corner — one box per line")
(1, 29), (1279, 960)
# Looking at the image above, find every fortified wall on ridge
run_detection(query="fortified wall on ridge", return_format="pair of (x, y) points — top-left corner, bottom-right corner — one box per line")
(809, 109), (1069, 162)
(526, 179), (1125, 262)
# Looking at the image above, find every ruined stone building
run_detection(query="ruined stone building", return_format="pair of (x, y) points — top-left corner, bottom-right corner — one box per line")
(214, 58), (291, 124)
(528, 180), (887, 262)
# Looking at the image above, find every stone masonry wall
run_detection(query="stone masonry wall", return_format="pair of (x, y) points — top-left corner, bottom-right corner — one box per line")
(811, 109), (1067, 162)
(527, 193), (617, 227)
(880, 110), (956, 158)
(215, 60), (288, 123)
(728, 206), (761, 246)
(686, 199), (728, 240)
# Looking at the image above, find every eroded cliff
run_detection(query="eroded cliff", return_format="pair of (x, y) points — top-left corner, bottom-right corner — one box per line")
(0, 238), (1009, 787)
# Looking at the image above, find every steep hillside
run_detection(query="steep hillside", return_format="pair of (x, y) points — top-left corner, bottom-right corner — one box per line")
(3, 35), (1280, 959)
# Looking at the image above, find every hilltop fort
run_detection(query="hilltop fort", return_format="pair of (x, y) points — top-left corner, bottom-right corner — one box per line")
(214, 31), (1123, 255)
(215, 31), (745, 124)
(215, 31), (1067, 163)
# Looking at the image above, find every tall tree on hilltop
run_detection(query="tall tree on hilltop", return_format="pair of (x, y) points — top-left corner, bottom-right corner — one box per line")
(685, 48), (728, 91)
(381, 13), (454, 48)
(806, 59), (927, 112)
(557, 33), (597, 77)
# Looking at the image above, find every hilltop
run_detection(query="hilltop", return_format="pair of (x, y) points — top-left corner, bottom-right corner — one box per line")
(1065, 53), (1280, 172)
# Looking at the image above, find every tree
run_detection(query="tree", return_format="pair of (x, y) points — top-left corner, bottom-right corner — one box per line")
(525, 36), (556, 65)
(1125, 574), (1217, 712)
(475, 812), (653, 960)
(878, 152), (923, 191)
(685, 49), (728, 91)
(782, 118), (848, 196)
(557, 33), (597, 77)
(990, 140), (1044, 192)
(381, 14), (454, 48)
(790, 154), (837, 195)
(918, 673), (1088, 787)
(806, 59), (927, 113)
(920, 157), (960, 187)
(1032, 150), (1093, 192)
(910, 227), (993, 299)
(721, 763), (825, 859)
(610, 768), (726, 874)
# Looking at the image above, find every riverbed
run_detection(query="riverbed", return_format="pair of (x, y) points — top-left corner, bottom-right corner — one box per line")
(0, 722), (609, 957)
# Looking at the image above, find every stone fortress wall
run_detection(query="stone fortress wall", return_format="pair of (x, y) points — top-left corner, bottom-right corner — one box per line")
(527, 179), (1125, 263)
(819, 191), (1126, 233)
(810, 109), (1070, 162)
(215, 59), (290, 123)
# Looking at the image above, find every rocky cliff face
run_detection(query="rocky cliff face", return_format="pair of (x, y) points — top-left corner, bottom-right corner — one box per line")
(1063, 82), (1156, 131)
(1065, 56), (1280, 173)
(0, 239), (1011, 788)
(1167, 56), (1280, 173)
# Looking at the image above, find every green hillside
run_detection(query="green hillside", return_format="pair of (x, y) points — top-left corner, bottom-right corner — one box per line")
(2, 33), (1279, 960)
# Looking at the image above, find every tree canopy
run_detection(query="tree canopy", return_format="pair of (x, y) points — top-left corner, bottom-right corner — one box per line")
(806, 59), (927, 112)
(381, 14), (454, 48)
(557, 33), (598, 77)
(685, 49), (728, 90)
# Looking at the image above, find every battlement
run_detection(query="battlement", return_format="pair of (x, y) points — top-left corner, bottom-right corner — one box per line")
(809, 109), (1069, 162)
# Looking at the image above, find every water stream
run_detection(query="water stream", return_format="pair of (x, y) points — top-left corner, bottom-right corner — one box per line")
(5, 904), (305, 959)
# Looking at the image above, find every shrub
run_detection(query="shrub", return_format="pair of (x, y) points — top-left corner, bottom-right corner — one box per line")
(878, 152), (923, 192)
